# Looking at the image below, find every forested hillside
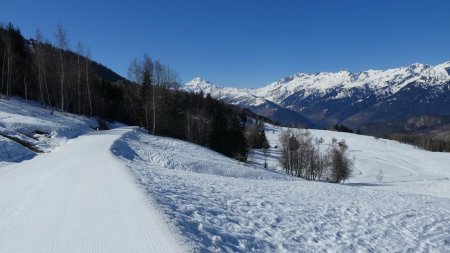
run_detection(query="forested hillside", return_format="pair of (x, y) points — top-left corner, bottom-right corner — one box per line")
(0, 22), (263, 160)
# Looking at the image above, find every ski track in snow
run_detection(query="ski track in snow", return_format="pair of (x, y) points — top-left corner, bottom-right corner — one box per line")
(113, 129), (450, 252)
(2, 97), (450, 252)
(0, 127), (186, 253)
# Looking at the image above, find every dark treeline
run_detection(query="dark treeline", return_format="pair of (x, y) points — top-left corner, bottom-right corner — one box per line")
(243, 120), (269, 150)
(327, 124), (358, 134)
(0, 22), (256, 160)
(387, 134), (450, 152)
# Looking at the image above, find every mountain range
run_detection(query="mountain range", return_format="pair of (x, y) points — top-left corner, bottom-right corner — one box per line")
(182, 62), (450, 135)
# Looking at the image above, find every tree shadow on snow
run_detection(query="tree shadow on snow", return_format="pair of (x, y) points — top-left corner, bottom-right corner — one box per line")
(345, 182), (392, 187)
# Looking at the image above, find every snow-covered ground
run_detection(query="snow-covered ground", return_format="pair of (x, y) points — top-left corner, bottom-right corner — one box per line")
(0, 98), (99, 166)
(249, 124), (450, 198)
(0, 127), (186, 253)
(1, 97), (450, 252)
(114, 127), (450, 252)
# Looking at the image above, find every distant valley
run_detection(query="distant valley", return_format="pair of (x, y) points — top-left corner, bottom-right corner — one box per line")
(182, 62), (450, 137)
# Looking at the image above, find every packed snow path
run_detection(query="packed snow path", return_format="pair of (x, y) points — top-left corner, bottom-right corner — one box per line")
(0, 127), (184, 253)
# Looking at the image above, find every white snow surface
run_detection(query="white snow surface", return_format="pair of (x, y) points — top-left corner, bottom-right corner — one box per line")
(251, 124), (450, 198)
(0, 97), (99, 165)
(114, 127), (450, 252)
(2, 97), (450, 252)
(0, 127), (186, 253)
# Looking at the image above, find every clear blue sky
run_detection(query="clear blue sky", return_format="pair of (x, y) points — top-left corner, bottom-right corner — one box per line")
(1, 0), (450, 88)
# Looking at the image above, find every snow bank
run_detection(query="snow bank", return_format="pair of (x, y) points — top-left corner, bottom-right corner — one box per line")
(112, 129), (293, 180)
(0, 98), (99, 166)
(0, 135), (35, 162)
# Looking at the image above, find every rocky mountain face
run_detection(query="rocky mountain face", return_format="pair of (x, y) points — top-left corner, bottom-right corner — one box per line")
(182, 62), (450, 132)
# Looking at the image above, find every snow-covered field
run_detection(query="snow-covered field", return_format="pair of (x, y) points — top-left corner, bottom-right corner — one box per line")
(114, 127), (450, 252)
(1, 98), (450, 252)
(250, 124), (450, 198)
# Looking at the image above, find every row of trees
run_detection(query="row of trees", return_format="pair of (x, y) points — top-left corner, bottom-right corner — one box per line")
(279, 129), (352, 183)
(327, 124), (361, 134)
(0, 22), (254, 160)
(387, 133), (450, 152)
(123, 55), (249, 159)
(0, 23), (100, 115)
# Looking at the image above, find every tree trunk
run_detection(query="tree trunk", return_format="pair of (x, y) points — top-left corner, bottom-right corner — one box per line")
(85, 58), (92, 116)
(77, 54), (81, 114)
(43, 67), (51, 107)
(152, 85), (156, 134)
(1, 50), (5, 94)
(37, 55), (44, 104)
(59, 49), (64, 111)
(6, 47), (11, 97)
(23, 71), (27, 101)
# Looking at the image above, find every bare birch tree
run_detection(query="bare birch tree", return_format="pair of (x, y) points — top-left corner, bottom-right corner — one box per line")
(85, 48), (92, 116)
(76, 42), (83, 114)
(34, 29), (46, 104)
(55, 23), (68, 111)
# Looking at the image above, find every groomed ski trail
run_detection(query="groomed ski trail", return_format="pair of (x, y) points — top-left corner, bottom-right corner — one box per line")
(0, 127), (185, 253)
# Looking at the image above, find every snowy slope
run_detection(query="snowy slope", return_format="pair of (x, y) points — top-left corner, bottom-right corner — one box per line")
(2, 97), (450, 252)
(0, 127), (186, 253)
(250, 124), (450, 198)
(113, 128), (450, 252)
(0, 97), (99, 165)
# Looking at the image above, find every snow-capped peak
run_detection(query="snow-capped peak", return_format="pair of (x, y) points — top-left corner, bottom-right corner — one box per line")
(183, 61), (450, 107)
(192, 77), (203, 82)
(434, 61), (450, 70)
(183, 77), (222, 94)
(185, 77), (215, 87)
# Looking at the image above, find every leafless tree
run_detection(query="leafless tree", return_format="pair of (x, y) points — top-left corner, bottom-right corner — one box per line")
(85, 48), (92, 116)
(154, 60), (163, 134)
(127, 58), (144, 84)
(75, 42), (84, 113)
(33, 29), (52, 105)
(1, 45), (6, 95)
(55, 23), (68, 111)
(329, 140), (352, 183)
(279, 129), (352, 183)
(4, 34), (12, 97)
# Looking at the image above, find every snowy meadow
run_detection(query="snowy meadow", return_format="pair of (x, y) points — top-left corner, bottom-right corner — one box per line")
(113, 126), (450, 252)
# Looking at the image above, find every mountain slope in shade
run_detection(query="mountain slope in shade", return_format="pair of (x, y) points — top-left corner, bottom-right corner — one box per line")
(182, 62), (450, 129)
(182, 78), (315, 127)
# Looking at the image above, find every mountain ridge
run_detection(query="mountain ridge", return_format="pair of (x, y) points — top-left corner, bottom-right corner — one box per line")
(182, 61), (450, 130)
